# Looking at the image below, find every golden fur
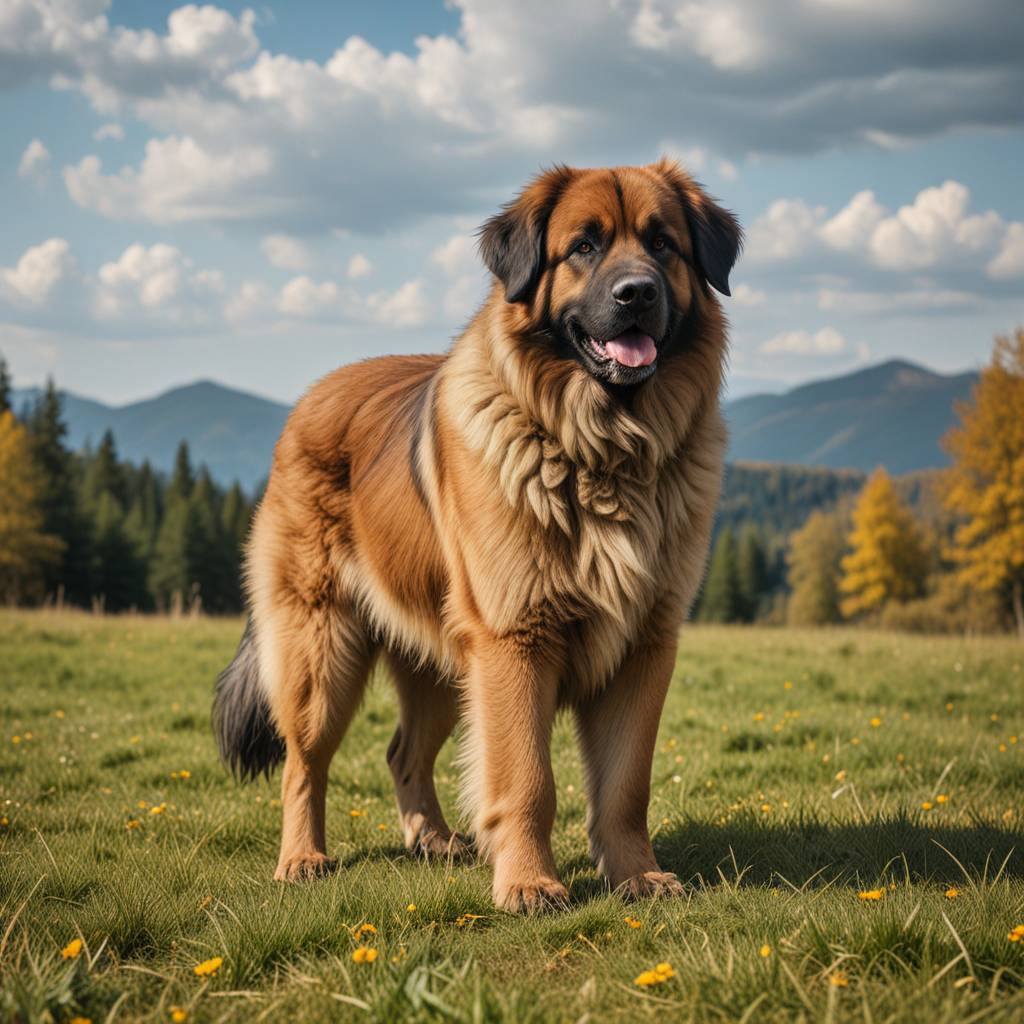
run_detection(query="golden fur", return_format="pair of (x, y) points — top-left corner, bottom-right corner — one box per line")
(237, 159), (739, 911)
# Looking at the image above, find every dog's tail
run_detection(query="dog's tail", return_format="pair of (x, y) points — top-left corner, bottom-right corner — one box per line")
(212, 618), (285, 781)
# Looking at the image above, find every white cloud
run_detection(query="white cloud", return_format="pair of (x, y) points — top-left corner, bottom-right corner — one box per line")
(1, 238), (75, 306)
(276, 275), (340, 319)
(760, 326), (847, 356)
(747, 179), (1024, 279)
(731, 283), (767, 306)
(820, 190), (886, 252)
(817, 286), (981, 314)
(1, 0), (1016, 233)
(431, 233), (487, 322)
(746, 199), (826, 263)
(261, 234), (313, 271)
(94, 243), (224, 324)
(366, 280), (429, 328)
(64, 136), (274, 223)
(347, 253), (372, 279)
(93, 121), (124, 141)
(988, 223), (1024, 279)
(18, 138), (50, 184)
(869, 181), (1003, 271)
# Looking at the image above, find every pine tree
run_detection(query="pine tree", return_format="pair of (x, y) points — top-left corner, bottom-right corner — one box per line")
(124, 460), (161, 566)
(219, 481), (250, 611)
(169, 441), (194, 503)
(83, 429), (127, 509)
(0, 355), (11, 415)
(839, 468), (930, 619)
(787, 510), (846, 625)
(26, 380), (92, 603)
(736, 524), (767, 622)
(942, 329), (1024, 637)
(700, 527), (742, 623)
(0, 410), (63, 602)
(90, 490), (148, 612)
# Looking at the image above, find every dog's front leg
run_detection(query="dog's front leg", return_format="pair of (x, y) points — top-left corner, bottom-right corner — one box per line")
(574, 633), (684, 898)
(463, 632), (567, 913)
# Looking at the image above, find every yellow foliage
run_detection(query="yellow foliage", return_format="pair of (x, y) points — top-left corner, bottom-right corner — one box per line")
(0, 410), (63, 601)
(942, 329), (1024, 635)
(839, 468), (929, 618)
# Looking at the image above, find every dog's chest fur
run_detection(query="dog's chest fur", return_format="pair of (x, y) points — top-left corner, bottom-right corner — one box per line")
(445, 349), (724, 691)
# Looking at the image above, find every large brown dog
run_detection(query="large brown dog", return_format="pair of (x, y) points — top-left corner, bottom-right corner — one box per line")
(214, 159), (740, 912)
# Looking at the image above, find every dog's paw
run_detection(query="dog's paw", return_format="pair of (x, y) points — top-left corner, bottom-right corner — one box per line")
(615, 870), (685, 900)
(415, 829), (472, 861)
(494, 876), (569, 914)
(273, 852), (337, 881)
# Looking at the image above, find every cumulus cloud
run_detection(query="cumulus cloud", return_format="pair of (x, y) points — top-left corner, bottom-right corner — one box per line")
(747, 180), (1024, 279)
(760, 326), (847, 356)
(94, 243), (225, 324)
(2, 0), (1018, 232)
(346, 253), (372, 279)
(18, 138), (50, 184)
(431, 233), (487, 322)
(731, 283), (767, 307)
(1, 238), (76, 306)
(261, 234), (313, 271)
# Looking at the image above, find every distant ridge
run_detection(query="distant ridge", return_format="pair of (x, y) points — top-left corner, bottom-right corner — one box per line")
(12, 380), (290, 493)
(10, 358), (977, 490)
(724, 359), (978, 474)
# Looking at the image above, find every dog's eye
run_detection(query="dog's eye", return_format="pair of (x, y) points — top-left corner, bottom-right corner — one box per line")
(575, 241), (593, 255)
(652, 236), (668, 252)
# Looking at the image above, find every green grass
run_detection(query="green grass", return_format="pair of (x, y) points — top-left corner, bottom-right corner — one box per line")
(2, 611), (1023, 1022)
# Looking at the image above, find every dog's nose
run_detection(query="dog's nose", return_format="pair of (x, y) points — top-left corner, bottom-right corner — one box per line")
(612, 275), (660, 311)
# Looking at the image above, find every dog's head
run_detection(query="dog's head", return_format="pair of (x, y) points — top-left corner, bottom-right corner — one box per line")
(479, 159), (741, 387)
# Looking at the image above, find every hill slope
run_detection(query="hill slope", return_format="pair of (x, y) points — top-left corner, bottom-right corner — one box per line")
(12, 381), (290, 492)
(725, 359), (977, 473)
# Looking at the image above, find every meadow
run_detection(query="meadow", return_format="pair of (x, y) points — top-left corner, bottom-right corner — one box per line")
(1, 611), (1023, 1023)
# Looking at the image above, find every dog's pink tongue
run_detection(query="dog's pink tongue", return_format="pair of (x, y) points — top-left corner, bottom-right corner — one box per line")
(603, 331), (657, 367)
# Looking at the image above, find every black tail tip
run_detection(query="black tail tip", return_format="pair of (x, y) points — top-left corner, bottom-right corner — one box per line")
(212, 619), (285, 782)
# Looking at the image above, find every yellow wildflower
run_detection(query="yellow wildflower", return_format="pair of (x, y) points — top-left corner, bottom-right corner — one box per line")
(945, 888), (959, 899)
(783, 681), (793, 690)
(406, 903), (417, 913)
(858, 889), (884, 901)
(149, 803), (167, 816)
(829, 971), (849, 987)
(171, 1009), (188, 1022)
(349, 809), (366, 817)
(624, 916), (643, 929)
(193, 956), (223, 977)
(70, 1018), (91, 1024)
(753, 712), (765, 722)
(352, 946), (378, 963)
(126, 819), (141, 830)
(62, 938), (83, 960)
(634, 962), (675, 987)
(1008, 925), (1024, 943)
(351, 923), (377, 938)
(921, 801), (933, 811)
(936, 794), (948, 804)
(869, 717), (882, 728)
(760, 944), (771, 958)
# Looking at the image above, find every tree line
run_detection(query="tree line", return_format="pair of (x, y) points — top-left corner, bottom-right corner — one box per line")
(698, 330), (1024, 637)
(0, 366), (255, 612)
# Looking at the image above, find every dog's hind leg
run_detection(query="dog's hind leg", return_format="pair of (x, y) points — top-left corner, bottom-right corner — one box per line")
(261, 600), (377, 881)
(384, 652), (468, 858)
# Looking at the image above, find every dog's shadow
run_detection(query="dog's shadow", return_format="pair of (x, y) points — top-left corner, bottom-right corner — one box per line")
(562, 817), (1023, 902)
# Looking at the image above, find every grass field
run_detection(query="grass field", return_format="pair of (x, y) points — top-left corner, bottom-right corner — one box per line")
(1, 611), (1023, 1023)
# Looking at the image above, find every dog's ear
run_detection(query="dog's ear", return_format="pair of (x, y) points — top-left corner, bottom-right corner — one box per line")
(655, 158), (742, 297)
(479, 165), (576, 304)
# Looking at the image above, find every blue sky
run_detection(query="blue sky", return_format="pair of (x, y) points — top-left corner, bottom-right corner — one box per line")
(1, 0), (1022, 405)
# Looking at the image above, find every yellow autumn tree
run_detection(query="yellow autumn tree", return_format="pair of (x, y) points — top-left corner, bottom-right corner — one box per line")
(942, 329), (1024, 638)
(0, 410), (63, 602)
(839, 468), (929, 619)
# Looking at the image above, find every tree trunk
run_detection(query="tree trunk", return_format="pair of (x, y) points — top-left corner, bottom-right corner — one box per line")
(1013, 579), (1024, 641)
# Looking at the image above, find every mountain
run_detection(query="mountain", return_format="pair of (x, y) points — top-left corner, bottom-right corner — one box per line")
(9, 358), (976, 492)
(12, 380), (290, 493)
(724, 359), (978, 474)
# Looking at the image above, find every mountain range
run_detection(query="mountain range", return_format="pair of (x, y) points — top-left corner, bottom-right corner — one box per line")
(13, 358), (977, 491)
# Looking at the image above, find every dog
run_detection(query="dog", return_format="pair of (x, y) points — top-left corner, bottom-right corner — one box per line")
(214, 159), (740, 912)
